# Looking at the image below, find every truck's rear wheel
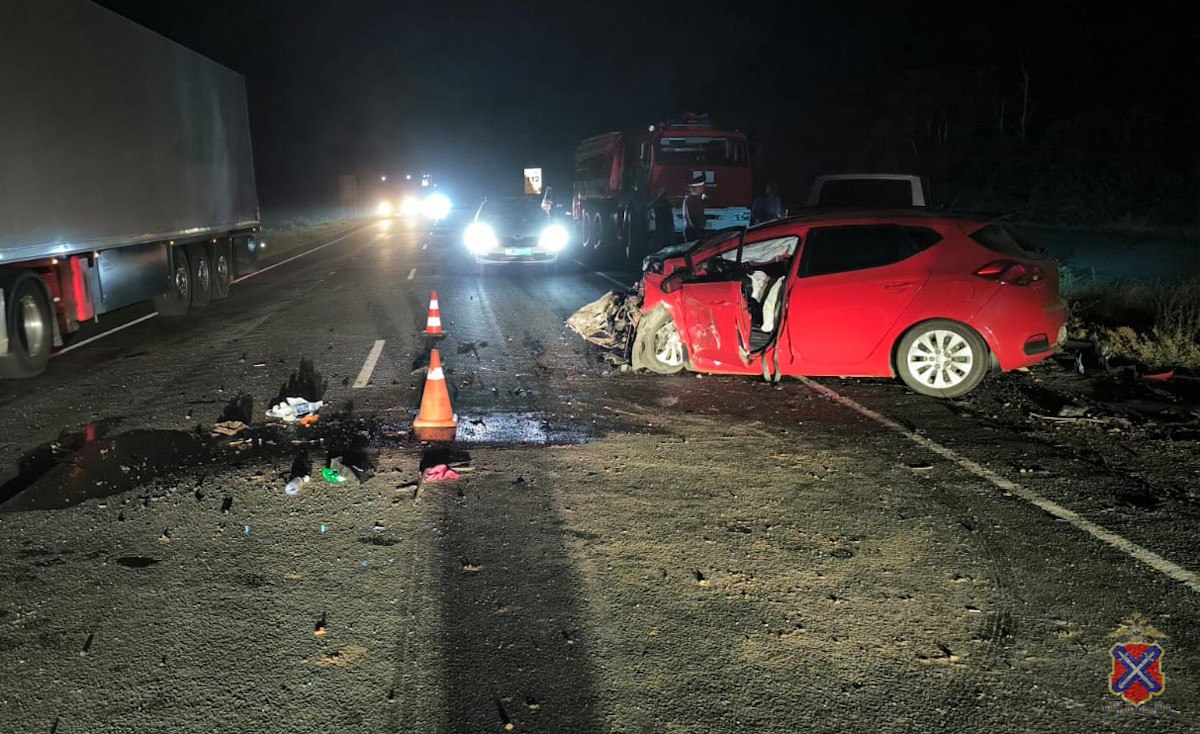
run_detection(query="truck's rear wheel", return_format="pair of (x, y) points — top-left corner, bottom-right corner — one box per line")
(592, 211), (605, 249)
(154, 245), (191, 317)
(212, 239), (232, 299)
(189, 243), (213, 309)
(579, 209), (593, 248)
(623, 208), (647, 262)
(0, 272), (54, 379)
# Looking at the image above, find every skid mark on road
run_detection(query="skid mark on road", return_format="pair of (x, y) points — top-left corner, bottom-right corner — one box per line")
(352, 340), (387, 388)
(800, 376), (1200, 593)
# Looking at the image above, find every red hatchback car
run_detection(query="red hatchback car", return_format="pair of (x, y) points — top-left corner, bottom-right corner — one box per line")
(627, 211), (1067, 397)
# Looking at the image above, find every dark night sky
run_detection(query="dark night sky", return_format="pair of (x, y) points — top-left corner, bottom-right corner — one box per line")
(94, 0), (1196, 216)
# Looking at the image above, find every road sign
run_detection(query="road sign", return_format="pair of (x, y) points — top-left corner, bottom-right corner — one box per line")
(524, 167), (543, 195)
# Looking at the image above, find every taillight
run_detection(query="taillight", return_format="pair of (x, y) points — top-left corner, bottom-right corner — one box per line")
(975, 260), (1043, 286)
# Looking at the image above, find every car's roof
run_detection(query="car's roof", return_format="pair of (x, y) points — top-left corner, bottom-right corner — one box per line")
(480, 196), (542, 207)
(754, 208), (1004, 233)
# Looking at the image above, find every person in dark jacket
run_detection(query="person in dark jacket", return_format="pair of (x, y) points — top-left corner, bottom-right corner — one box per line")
(683, 176), (707, 241)
(752, 183), (782, 224)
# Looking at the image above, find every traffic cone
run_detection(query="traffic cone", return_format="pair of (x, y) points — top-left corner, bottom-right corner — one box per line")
(412, 349), (457, 442)
(423, 291), (445, 338)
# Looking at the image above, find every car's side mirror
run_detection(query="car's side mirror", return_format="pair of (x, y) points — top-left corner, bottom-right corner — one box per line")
(661, 267), (687, 293)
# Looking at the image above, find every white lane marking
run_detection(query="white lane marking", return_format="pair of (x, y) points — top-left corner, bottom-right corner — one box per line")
(421, 242), (428, 250)
(231, 226), (369, 284)
(407, 268), (417, 280)
(53, 312), (159, 357)
(352, 340), (386, 389)
(574, 259), (630, 289)
(798, 376), (1200, 594)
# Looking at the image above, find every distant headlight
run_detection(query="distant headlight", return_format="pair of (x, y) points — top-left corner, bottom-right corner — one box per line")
(400, 196), (421, 216)
(464, 222), (497, 253)
(422, 192), (452, 220)
(376, 200), (394, 217)
(539, 223), (569, 252)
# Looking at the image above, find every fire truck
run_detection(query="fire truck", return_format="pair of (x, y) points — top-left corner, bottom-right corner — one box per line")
(572, 116), (752, 263)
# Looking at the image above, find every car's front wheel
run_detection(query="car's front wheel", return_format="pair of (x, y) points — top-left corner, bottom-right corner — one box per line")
(632, 307), (687, 374)
(895, 319), (988, 398)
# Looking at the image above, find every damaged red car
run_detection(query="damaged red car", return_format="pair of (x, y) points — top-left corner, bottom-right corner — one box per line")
(570, 211), (1068, 398)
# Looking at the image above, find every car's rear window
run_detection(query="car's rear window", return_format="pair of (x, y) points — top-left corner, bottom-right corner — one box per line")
(970, 223), (1047, 259)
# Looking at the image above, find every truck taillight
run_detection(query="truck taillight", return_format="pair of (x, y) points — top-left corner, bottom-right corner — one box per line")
(975, 260), (1043, 286)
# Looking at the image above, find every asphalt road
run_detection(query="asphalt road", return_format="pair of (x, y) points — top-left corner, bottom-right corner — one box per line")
(1, 219), (1197, 733)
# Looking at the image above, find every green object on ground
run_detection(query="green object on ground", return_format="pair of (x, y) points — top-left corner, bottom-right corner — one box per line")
(321, 467), (347, 484)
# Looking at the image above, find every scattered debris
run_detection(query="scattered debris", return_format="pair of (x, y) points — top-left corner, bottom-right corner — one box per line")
(298, 414), (320, 427)
(321, 467), (348, 484)
(463, 562), (484, 573)
(906, 462), (934, 471)
(1144, 370), (1176, 381)
(284, 475), (310, 495)
(423, 464), (460, 482)
(211, 420), (247, 437)
(266, 397), (323, 423)
(313, 612), (328, 638)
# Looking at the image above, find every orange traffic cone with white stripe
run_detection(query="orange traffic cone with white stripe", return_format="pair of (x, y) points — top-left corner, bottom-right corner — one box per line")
(412, 349), (457, 442)
(423, 291), (445, 338)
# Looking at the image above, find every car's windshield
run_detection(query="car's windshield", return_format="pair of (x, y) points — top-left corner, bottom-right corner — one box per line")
(656, 136), (748, 167)
(478, 198), (548, 229)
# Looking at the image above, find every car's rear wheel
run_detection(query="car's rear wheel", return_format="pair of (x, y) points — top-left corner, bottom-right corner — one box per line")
(896, 319), (987, 398)
(632, 307), (687, 374)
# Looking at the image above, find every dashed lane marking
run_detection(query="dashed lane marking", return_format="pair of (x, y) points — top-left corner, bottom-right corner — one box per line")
(421, 242), (428, 250)
(352, 340), (386, 389)
(407, 268), (417, 280)
(799, 376), (1200, 594)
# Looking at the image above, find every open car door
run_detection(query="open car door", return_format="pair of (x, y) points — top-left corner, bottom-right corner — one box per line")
(675, 280), (754, 373)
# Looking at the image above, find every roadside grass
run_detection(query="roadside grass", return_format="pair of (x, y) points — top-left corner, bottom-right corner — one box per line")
(1062, 267), (1200, 370)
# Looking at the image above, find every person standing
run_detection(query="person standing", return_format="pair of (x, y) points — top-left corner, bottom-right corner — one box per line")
(683, 175), (707, 241)
(752, 183), (782, 224)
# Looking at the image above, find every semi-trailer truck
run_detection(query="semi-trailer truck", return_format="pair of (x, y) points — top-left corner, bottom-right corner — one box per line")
(0, 0), (260, 378)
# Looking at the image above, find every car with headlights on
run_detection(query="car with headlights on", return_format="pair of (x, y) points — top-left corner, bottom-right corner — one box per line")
(464, 196), (570, 264)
